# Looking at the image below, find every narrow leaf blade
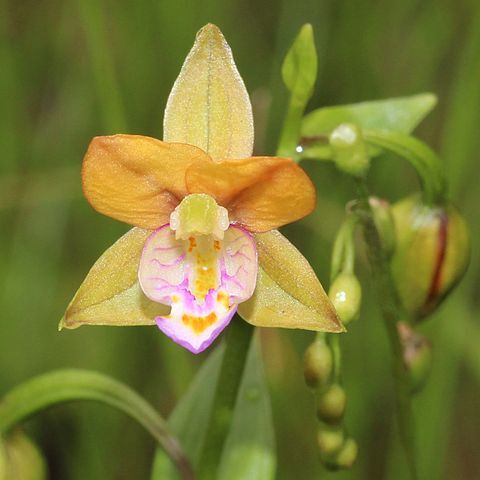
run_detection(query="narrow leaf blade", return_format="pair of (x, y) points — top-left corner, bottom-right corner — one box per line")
(151, 346), (225, 480)
(217, 337), (276, 480)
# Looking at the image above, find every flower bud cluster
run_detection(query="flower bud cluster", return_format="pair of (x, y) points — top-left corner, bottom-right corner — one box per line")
(303, 337), (357, 469)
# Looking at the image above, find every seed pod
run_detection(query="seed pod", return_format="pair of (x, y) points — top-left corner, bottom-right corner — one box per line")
(316, 384), (346, 424)
(317, 424), (344, 456)
(303, 339), (333, 389)
(329, 273), (362, 325)
(391, 194), (470, 320)
(369, 196), (395, 257)
(397, 322), (433, 394)
(0, 431), (47, 480)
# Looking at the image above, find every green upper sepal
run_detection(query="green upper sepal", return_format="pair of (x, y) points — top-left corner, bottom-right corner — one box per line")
(391, 194), (470, 320)
(0, 431), (47, 480)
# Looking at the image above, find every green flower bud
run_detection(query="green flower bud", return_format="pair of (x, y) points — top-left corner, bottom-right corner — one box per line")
(0, 431), (47, 480)
(329, 123), (370, 177)
(303, 339), (333, 389)
(391, 194), (470, 320)
(316, 384), (346, 424)
(369, 196), (396, 257)
(329, 273), (362, 325)
(397, 322), (433, 394)
(332, 437), (358, 470)
(317, 424), (344, 456)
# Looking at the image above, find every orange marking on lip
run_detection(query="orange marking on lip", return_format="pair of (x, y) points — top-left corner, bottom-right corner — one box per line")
(182, 312), (217, 333)
(188, 236), (197, 252)
(217, 291), (230, 309)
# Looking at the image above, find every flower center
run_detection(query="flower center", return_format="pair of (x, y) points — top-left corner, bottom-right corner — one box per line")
(169, 193), (229, 240)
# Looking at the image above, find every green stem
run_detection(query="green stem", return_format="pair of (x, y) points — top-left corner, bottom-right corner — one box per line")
(354, 180), (418, 480)
(363, 129), (446, 205)
(328, 334), (342, 383)
(331, 214), (358, 280)
(276, 97), (305, 159)
(196, 317), (254, 480)
(0, 369), (193, 480)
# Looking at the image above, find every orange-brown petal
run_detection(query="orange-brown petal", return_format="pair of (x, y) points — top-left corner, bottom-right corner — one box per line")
(185, 156), (316, 231)
(82, 134), (213, 229)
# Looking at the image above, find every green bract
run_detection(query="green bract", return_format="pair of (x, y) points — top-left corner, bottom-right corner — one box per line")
(300, 93), (437, 160)
(281, 23), (317, 104)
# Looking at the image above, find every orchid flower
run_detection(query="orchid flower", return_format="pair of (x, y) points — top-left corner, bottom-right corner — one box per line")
(62, 24), (343, 353)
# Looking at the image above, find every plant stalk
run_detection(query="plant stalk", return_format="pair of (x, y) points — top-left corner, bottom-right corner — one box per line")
(355, 180), (418, 480)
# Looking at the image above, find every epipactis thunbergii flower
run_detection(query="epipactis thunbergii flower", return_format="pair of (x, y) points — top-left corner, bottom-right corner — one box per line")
(61, 24), (343, 353)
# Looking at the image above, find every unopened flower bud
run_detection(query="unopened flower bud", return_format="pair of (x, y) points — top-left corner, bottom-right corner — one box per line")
(369, 196), (395, 257)
(330, 123), (370, 177)
(391, 195), (470, 320)
(329, 273), (362, 325)
(317, 424), (344, 456)
(303, 339), (333, 389)
(397, 322), (433, 393)
(0, 431), (47, 480)
(316, 384), (346, 424)
(325, 437), (358, 470)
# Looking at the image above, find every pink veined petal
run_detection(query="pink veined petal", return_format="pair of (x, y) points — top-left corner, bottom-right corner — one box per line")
(138, 223), (258, 353)
(137, 224), (186, 305)
(221, 225), (258, 304)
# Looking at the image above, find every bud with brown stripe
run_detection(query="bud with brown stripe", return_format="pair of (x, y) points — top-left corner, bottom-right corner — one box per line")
(391, 194), (470, 320)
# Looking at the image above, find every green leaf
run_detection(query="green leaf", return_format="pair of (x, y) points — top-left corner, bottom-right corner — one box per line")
(163, 24), (253, 160)
(281, 23), (317, 103)
(151, 346), (225, 479)
(301, 93), (437, 138)
(0, 370), (192, 480)
(60, 227), (168, 329)
(217, 337), (276, 480)
(238, 230), (343, 332)
(151, 336), (276, 480)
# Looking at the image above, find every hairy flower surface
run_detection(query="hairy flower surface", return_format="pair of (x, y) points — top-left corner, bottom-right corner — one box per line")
(62, 24), (342, 353)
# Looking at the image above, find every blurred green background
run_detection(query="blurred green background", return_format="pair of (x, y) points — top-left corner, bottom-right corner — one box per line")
(1, 0), (479, 478)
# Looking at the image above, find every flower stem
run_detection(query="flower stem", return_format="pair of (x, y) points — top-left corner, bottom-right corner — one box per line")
(354, 180), (418, 480)
(0, 369), (193, 480)
(196, 316), (254, 480)
(363, 129), (446, 206)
